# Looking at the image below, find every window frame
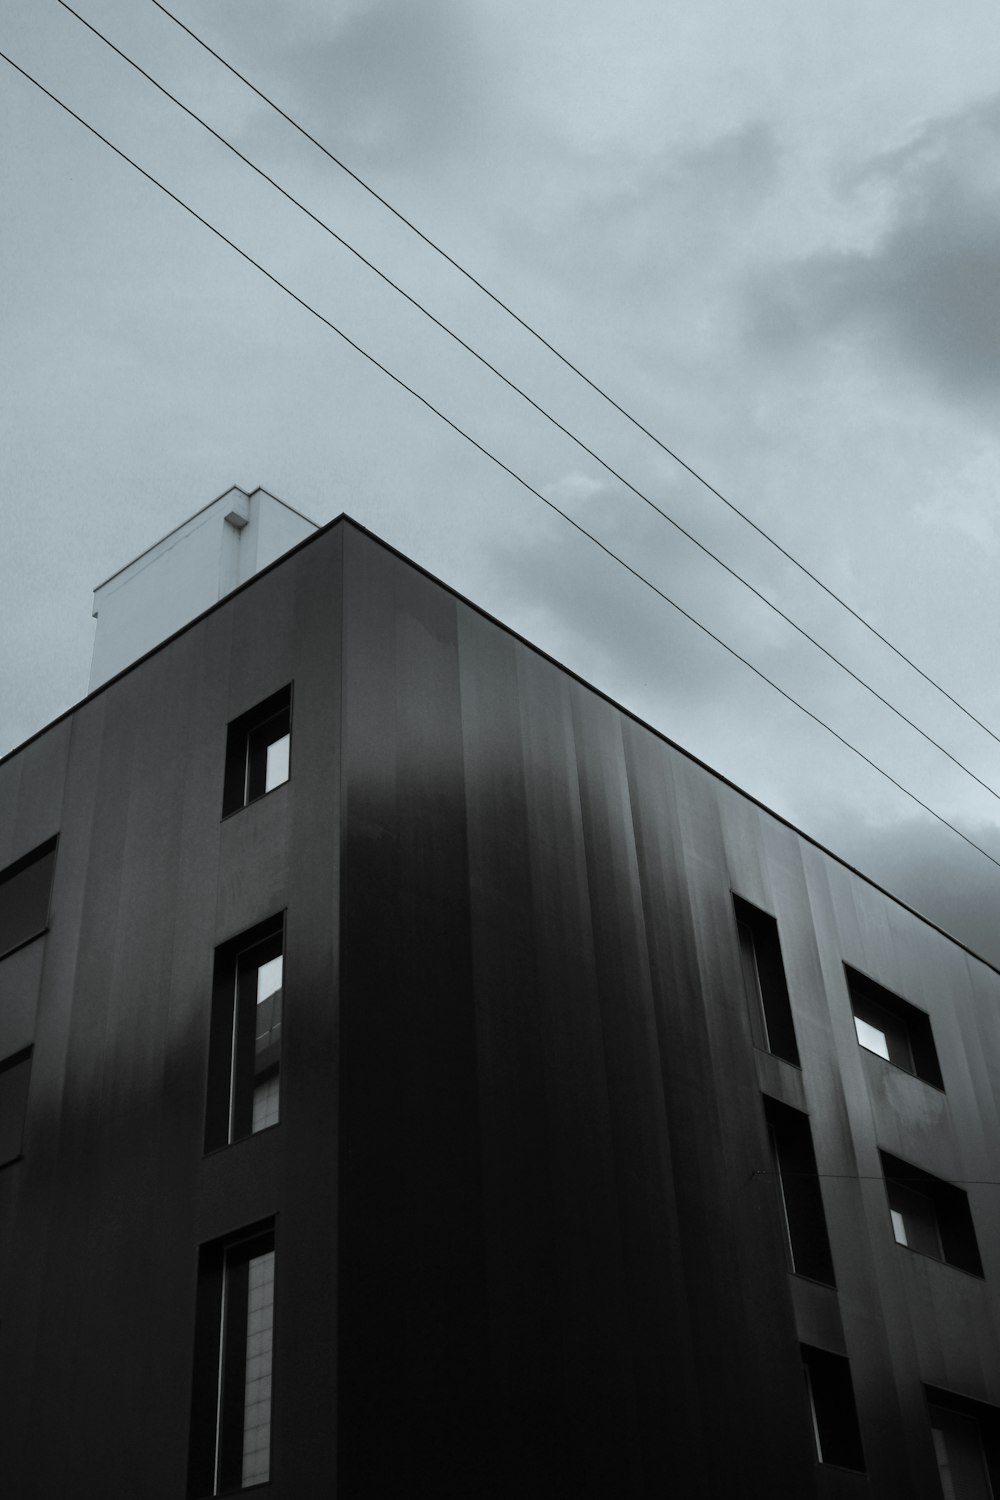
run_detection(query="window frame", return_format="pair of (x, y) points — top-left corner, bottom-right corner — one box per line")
(925, 1385), (1000, 1500)
(801, 1343), (866, 1472)
(0, 835), (58, 962)
(0, 1045), (33, 1169)
(845, 965), (943, 1090)
(205, 914), (286, 1155)
(763, 1095), (836, 1286)
(222, 686), (293, 819)
(880, 1150), (983, 1277)
(188, 1218), (278, 1497)
(732, 894), (800, 1066)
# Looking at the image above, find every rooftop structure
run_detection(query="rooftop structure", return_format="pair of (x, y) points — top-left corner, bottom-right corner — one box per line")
(88, 485), (318, 688)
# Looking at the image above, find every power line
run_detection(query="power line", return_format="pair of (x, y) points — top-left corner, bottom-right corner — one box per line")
(150, 0), (1000, 753)
(53, 0), (1000, 810)
(6, 47), (1000, 877)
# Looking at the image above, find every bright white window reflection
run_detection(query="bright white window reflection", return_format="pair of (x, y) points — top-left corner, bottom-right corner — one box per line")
(264, 733), (290, 793)
(257, 955), (282, 1005)
(854, 1015), (890, 1060)
(252, 954), (282, 1135)
(891, 1209), (908, 1246)
(241, 1248), (275, 1487)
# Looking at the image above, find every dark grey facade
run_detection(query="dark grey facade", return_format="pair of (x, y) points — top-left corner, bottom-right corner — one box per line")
(1, 516), (999, 1497)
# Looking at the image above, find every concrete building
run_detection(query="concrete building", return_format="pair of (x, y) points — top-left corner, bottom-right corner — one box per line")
(1, 506), (999, 1497)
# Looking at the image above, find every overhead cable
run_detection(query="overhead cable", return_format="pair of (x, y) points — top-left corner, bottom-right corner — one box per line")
(149, 0), (1000, 752)
(52, 0), (1000, 809)
(5, 46), (1000, 875)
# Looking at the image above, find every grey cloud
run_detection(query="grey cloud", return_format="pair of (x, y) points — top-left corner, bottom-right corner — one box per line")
(746, 95), (1000, 402)
(809, 810), (1000, 970)
(489, 118), (782, 313)
(258, 0), (493, 168)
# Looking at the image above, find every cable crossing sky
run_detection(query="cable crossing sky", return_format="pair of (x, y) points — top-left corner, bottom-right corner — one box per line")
(46, 0), (1000, 813)
(148, 0), (1000, 755)
(3, 39), (999, 876)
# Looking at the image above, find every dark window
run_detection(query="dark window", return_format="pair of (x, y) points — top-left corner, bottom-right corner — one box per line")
(223, 686), (292, 816)
(188, 1221), (276, 1495)
(846, 966), (943, 1088)
(763, 1096), (835, 1285)
(802, 1344), (865, 1471)
(0, 1048), (32, 1167)
(926, 1386), (1000, 1500)
(733, 895), (800, 1065)
(205, 916), (284, 1152)
(0, 837), (57, 960)
(880, 1151), (983, 1276)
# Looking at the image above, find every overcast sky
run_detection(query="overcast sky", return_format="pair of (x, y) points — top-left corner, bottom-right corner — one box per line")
(4, 1), (1000, 960)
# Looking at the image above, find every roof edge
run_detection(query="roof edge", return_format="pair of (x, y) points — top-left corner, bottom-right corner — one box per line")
(5, 510), (999, 980)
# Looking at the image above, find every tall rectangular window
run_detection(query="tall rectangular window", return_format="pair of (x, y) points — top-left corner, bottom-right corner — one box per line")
(802, 1344), (865, 1471)
(763, 1095), (835, 1285)
(0, 1047), (32, 1168)
(926, 1387), (1000, 1500)
(223, 686), (292, 817)
(732, 895), (800, 1065)
(205, 916), (284, 1152)
(846, 966), (943, 1088)
(880, 1150), (983, 1276)
(0, 836), (57, 960)
(188, 1222), (276, 1495)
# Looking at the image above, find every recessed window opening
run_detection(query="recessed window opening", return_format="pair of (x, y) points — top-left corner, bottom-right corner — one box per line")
(846, 966), (943, 1088)
(926, 1387), (1000, 1500)
(188, 1221), (276, 1495)
(206, 915), (284, 1152)
(801, 1344), (865, 1471)
(223, 686), (292, 816)
(763, 1095), (835, 1285)
(732, 895), (800, 1066)
(0, 836), (57, 961)
(880, 1151), (983, 1276)
(0, 1047), (33, 1168)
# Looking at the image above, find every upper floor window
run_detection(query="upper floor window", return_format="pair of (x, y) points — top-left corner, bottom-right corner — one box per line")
(880, 1150), (983, 1276)
(0, 1047), (32, 1168)
(0, 836), (57, 961)
(732, 895), (800, 1066)
(205, 915), (284, 1152)
(223, 686), (292, 816)
(846, 966), (943, 1089)
(802, 1344), (866, 1472)
(926, 1386), (999, 1500)
(763, 1095), (835, 1285)
(188, 1220), (276, 1495)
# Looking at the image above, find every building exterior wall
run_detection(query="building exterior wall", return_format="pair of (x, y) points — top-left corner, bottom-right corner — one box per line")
(0, 522), (342, 1497)
(1, 516), (998, 1495)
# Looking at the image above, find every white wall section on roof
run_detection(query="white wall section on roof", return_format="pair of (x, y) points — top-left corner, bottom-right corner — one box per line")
(88, 487), (318, 689)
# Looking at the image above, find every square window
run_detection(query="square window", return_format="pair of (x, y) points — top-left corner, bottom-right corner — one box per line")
(846, 966), (943, 1088)
(188, 1222), (276, 1495)
(0, 837), (57, 961)
(802, 1344), (865, 1471)
(0, 1047), (32, 1168)
(223, 686), (292, 816)
(880, 1150), (983, 1276)
(732, 896), (800, 1065)
(205, 916), (284, 1152)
